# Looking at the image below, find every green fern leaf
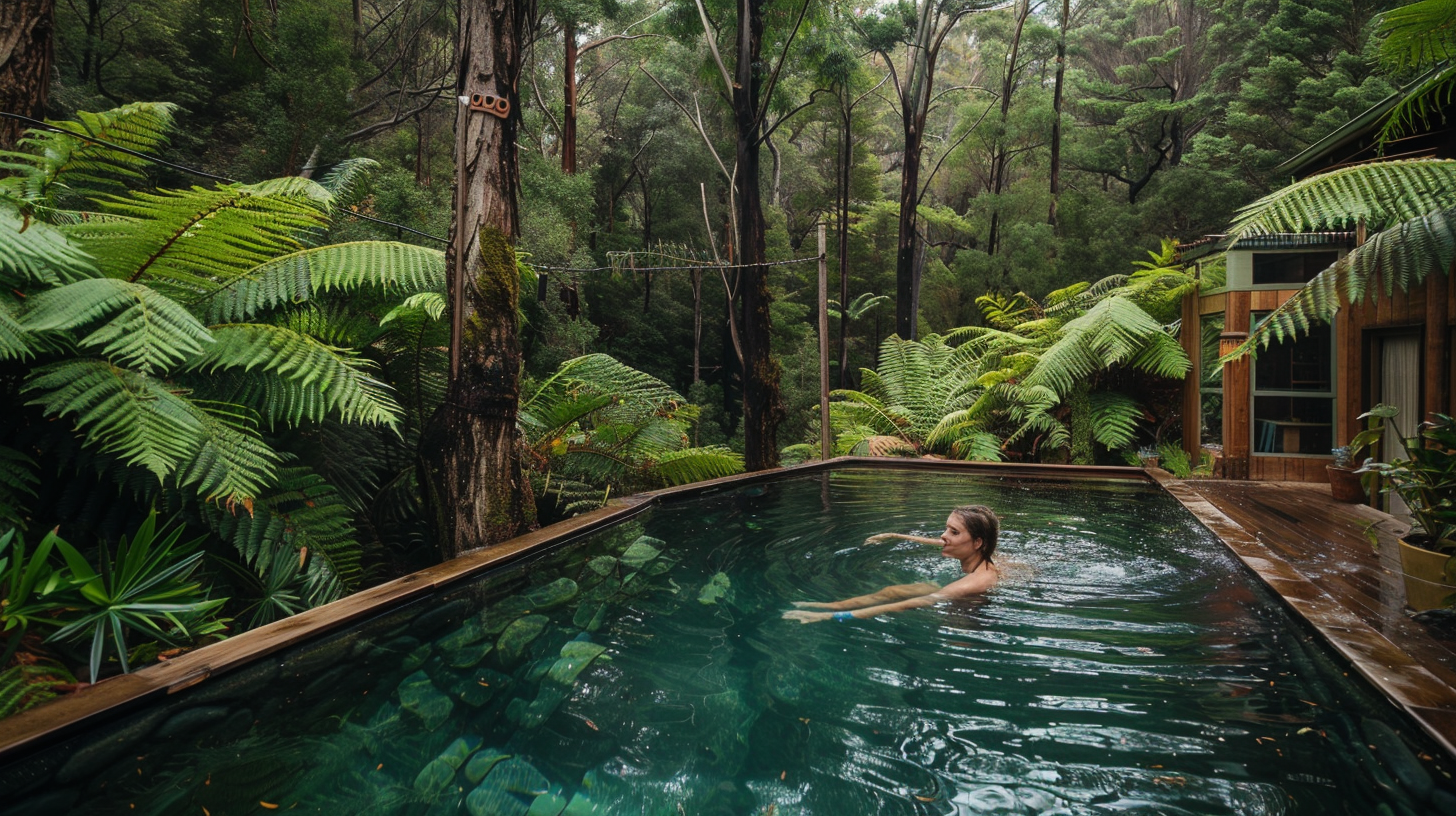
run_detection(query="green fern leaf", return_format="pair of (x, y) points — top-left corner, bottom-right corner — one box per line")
(316, 158), (381, 207)
(4, 102), (176, 204)
(1086, 391), (1142, 449)
(0, 296), (34, 361)
(1230, 160), (1456, 236)
(205, 242), (445, 322)
(650, 447), (744, 485)
(22, 278), (213, 373)
(0, 445), (39, 528)
(187, 323), (402, 428)
(0, 205), (97, 286)
(174, 402), (281, 503)
(66, 181), (329, 302)
(1229, 207), (1456, 358)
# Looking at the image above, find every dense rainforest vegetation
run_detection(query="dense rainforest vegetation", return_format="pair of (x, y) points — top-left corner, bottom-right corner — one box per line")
(1, 0), (1451, 714)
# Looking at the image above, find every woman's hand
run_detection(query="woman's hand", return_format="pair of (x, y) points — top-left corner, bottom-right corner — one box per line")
(863, 533), (900, 545)
(791, 601), (835, 609)
(782, 609), (834, 624)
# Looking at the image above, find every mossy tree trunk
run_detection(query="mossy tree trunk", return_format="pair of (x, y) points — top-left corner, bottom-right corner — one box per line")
(422, 0), (535, 560)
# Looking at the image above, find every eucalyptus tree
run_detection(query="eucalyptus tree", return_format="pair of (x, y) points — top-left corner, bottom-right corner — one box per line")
(859, 0), (1003, 340)
(424, 0), (534, 557)
(651, 0), (826, 470)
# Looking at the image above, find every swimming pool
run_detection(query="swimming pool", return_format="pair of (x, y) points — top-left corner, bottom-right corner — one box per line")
(2, 469), (1450, 814)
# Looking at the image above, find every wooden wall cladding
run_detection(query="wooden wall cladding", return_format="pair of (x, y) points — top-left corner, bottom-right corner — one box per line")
(1250, 455), (1333, 482)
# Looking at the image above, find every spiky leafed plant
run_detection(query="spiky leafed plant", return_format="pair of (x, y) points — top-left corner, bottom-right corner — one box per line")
(0, 103), (452, 633)
(1224, 159), (1456, 359)
(520, 354), (744, 515)
(1376, 0), (1456, 145)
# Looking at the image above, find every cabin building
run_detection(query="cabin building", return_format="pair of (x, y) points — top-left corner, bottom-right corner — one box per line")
(1179, 80), (1455, 483)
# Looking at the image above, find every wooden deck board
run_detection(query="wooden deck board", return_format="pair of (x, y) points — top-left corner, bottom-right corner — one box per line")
(1165, 476), (1456, 754)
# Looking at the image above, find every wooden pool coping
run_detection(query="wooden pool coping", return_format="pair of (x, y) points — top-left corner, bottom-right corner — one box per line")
(3, 458), (1453, 763)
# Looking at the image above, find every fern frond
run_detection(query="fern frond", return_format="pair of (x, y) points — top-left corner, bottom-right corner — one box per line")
(1230, 160), (1456, 236)
(1025, 297), (1189, 396)
(317, 158), (381, 208)
(67, 182), (330, 302)
(187, 323), (402, 428)
(1378, 0), (1456, 71)
(203, 464), (362, 594)
(1086, 392), (1142, 449)
(205, 242), (445, 322)
(0, 205), (97, 286)
(24, 359), (202, 478)
(1228, 207), (1456, 359)
(648, 447), (744, 486)
(4, 102), (176, 203)
(174, 402), (281, 503)
(0, 445), (38, 528)
(0, 296), (34, 361)
(22, 278), (213, 372)
(381, 292), (447, 324)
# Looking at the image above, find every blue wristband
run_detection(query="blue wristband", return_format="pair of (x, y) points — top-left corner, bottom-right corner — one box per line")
(832, 611), (855, 622)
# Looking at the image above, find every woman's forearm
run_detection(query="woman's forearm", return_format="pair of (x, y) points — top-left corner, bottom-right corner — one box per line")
(824, 582), (940, 610)
(834, 594), (941, 619)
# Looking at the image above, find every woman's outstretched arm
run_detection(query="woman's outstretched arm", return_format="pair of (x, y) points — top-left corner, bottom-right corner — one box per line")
(789, 582), (941, 610)
(864, 532), (941, 546)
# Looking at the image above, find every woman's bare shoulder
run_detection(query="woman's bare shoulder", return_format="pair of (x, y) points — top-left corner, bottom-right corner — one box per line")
(994, 560), (1034, 583)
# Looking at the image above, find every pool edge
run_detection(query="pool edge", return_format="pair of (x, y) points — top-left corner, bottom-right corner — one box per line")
(1148, 469), (1456, 759)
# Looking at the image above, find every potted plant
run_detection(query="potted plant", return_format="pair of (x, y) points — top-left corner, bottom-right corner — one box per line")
(1327, 409), (1387, 503)
(1137, 445), (1160, 470)
(1356, 405), (1456, 611)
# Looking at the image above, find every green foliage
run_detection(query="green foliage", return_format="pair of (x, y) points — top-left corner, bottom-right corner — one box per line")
(521, 354), (744, 511)
(1356, 406), (1456, 547)
(0, 528), (86, 666)
(1377, 0), (1456, 143)
(50, 512), (226, 683)
(1224, 162), (1456, 358)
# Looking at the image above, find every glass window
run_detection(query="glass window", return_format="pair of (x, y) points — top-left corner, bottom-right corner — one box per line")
(1250, 312), (1335, 455)
(1252, 251), (1338, 286)
(1200, 315), (1224, 446)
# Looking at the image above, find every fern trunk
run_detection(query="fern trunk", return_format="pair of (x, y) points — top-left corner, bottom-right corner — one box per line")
(423, 0), (534, 559)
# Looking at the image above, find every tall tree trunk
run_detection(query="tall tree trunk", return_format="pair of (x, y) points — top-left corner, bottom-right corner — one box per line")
(422, 0), (533, 560)
(1048, 0), (1068, 228)
(837, 94), (851, 388)
(894, 122), (922, 339)
(986, 0), (1030, 256)
(734, 0), (782, 471)
(562, 20), (578, 174)
(0, 0), (55, 151)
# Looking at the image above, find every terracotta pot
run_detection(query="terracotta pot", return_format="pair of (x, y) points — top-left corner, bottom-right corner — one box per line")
(1398, 537), (1456, 612)
(1326, 465), (1366, 503)
(1140, 457), (1159, 470)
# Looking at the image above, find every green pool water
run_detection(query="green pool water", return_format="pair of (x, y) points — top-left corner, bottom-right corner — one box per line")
(3, 470), (1451, 815)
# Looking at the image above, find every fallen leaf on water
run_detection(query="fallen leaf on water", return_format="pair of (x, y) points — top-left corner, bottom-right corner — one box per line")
(1152, 777), (1187, 786)
(203, 808), (210, 816)
(780, 771), (786, 781)
(914, 795), (937, 802)
(584, 718), (598, 731)
(798, 718), (810, 724)
(260, 803), (279, 810)
(376, 764), (383, 771)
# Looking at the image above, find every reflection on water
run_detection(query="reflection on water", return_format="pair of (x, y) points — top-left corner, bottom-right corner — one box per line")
(2, 471), (1449, 815)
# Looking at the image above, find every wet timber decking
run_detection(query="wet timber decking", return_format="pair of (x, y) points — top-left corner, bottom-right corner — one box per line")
(1155, 474), (1456, 756)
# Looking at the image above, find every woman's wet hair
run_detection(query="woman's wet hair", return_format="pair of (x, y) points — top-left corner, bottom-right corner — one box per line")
(951, 505), (1000, 563)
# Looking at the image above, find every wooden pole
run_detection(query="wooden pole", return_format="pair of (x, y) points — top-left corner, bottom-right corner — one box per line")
(819, 223), (831, 461)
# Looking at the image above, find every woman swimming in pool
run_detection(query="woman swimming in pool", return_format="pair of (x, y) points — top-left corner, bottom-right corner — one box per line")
(782, 504), (999, 623)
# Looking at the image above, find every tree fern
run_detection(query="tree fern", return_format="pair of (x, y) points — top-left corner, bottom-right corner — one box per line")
(205, 242), (445, 323)
(651, 447), (747, 485)
(22, 278), (213, 373)
(317, 158), (382, 208)
(186, 323), (402, 429)
(1377, 0), (1456, 144)
(1023, 297), (1190, 397)
(1230, 159), (1456, 236)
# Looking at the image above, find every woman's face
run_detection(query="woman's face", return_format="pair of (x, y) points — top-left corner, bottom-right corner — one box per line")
(940, 513), (982, 560)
